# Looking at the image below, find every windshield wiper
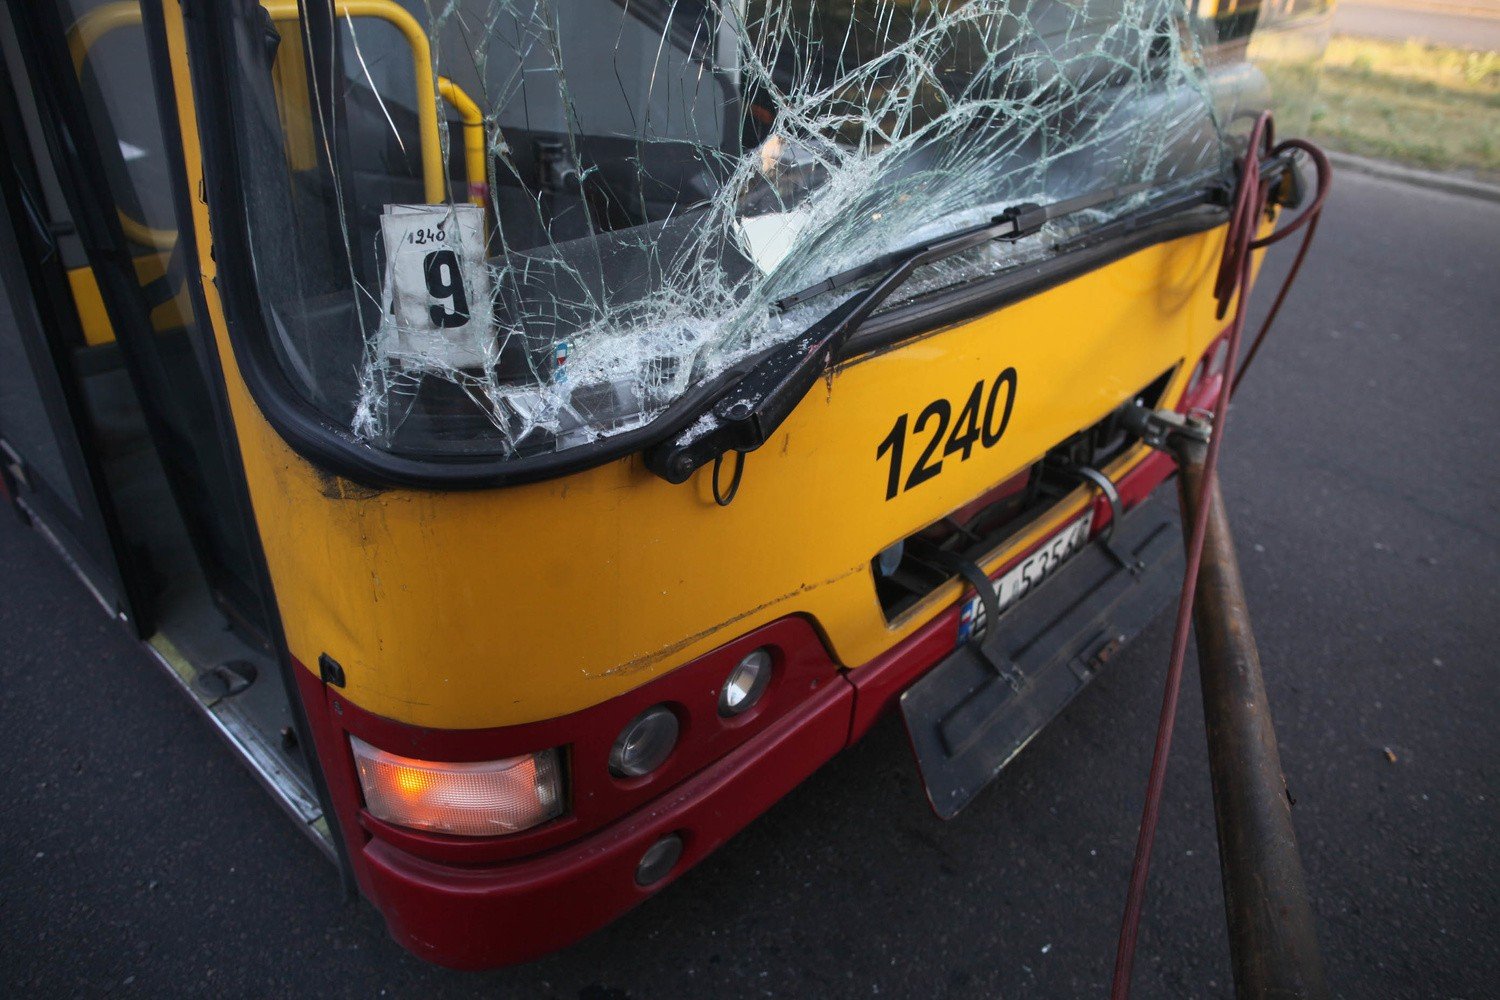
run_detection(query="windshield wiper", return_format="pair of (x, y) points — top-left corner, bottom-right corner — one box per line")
(642, 181), (1171, 486)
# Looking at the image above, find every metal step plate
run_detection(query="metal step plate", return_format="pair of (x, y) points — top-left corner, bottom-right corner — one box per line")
(901, 498), (1183, 819)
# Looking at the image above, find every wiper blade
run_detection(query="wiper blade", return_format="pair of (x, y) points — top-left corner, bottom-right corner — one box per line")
(772, 181), (1154, 313)
(642, 182), (1154, 486)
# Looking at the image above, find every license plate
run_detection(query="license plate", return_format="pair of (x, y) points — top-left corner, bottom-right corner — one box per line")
(956, 511), (1095, 644)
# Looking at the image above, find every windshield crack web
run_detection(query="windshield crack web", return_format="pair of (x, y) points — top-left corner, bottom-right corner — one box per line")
(299, 0), (1237, 458)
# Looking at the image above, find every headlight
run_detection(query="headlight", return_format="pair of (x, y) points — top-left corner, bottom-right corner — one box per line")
(719, 648), (773, 716)
(350, 736), (563, 837)
(609, 705), (679, 778)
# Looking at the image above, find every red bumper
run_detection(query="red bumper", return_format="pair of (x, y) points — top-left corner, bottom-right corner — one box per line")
(362, 680), (852, 968)
(294, 449), (1183, 969)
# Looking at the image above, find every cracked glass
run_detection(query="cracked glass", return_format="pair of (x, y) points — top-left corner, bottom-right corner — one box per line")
(216, 0), (1328, 461)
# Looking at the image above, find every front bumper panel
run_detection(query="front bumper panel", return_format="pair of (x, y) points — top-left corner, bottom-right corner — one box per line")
(292, 445), (1184, 968)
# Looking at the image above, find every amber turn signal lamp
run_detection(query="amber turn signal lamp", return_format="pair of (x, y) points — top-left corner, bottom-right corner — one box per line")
(350, 736), (564, 837)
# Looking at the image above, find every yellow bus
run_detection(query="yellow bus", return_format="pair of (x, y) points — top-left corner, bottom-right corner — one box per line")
(0, 0), (1328, 967)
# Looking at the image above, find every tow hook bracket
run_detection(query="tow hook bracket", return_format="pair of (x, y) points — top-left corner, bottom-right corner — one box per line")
(1062, 463), (1141, 574)
(1119, 403), (1212, 454)
(901, 498), (1182, 819)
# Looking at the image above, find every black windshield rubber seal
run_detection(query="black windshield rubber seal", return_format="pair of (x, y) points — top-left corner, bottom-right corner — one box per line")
(183, 1), (1233, 492)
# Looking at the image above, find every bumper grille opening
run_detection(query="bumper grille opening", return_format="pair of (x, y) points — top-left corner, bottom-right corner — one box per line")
(872, 367), (1176, 622)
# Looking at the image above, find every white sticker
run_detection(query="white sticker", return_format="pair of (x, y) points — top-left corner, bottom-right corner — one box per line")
(735, 208), (812, 275)
(376, 203), (493, 369)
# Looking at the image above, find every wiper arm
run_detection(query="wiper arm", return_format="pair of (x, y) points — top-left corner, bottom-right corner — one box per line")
(642, 183), (1152, 486)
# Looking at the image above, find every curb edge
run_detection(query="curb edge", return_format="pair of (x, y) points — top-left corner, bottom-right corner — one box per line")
(1326, 151), (1500, 205)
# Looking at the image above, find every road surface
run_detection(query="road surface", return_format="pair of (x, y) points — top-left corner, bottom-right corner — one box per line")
(1334, 0), (1500, 49)
(2, 170), (1497, 998)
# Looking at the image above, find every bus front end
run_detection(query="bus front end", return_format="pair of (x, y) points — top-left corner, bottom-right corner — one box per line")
(155, 0), (1330, 967)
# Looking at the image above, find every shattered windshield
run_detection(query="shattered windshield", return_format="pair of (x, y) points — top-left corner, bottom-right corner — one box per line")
(214, 0), (1303, 461)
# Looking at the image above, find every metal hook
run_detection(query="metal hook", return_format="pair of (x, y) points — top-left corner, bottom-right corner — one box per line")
(1064, 463), (1141, 574)
(712, 450), (745, 507)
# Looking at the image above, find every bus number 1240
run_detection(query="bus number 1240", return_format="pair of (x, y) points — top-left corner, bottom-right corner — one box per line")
(875, 367), (1018, 501)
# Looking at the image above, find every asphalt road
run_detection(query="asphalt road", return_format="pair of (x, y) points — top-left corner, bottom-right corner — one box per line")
(1334, 0), (1500, 49)
(3, 170), (1498, 998)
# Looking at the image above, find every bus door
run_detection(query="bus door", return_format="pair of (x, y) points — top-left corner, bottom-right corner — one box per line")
(1, 0), (339, 847)
(1, 0), (273, 649)
(0, 20), (140, 627)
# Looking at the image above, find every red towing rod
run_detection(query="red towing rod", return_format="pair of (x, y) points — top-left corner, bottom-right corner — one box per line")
(1111, 114), (1333, 1000)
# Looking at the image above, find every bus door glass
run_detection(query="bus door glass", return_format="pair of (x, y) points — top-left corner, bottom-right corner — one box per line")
(0, 10), (140, 624)
(7, 0), (275, 648)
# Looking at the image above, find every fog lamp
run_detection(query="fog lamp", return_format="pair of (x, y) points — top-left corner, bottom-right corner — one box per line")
(636, 833), (684, 886)
(350, 736), (563, 837)
(609, 706), (679, 778)
(719, 648), (773, 717)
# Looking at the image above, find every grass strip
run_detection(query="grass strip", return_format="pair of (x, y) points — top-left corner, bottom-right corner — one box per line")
(1304, 36), (1500, 180)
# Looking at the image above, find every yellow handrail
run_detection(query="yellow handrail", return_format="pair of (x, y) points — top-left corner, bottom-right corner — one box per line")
(262, 0), (445, 204)
(437, 75), (488, 210)
(65, 0), (488, 250)
(67, 1), (180, 249)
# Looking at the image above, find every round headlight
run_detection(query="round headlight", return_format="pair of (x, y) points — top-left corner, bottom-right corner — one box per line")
(719, 648), (773, 717)
(609, 705), (679, 778)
